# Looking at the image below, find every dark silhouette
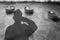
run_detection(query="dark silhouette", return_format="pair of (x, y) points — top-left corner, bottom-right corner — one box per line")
(4, 9), (37, 40)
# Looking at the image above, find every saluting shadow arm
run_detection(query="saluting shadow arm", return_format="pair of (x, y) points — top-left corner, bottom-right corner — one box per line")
(21, 17), (38, 31)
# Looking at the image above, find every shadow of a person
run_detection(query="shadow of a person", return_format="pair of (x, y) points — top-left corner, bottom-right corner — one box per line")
(4, 9), (37, 40)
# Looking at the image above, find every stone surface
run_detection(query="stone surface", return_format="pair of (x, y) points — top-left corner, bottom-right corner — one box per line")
(0, 3), (60, 40)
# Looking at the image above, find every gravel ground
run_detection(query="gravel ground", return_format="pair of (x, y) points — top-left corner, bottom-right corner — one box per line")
(0, 3), (60, 40)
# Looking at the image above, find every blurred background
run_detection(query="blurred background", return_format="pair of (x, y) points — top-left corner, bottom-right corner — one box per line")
(0, 0), (59, 40)
(0, 0), (59, 2)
